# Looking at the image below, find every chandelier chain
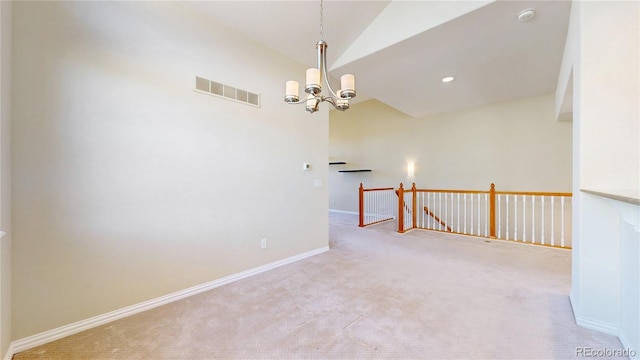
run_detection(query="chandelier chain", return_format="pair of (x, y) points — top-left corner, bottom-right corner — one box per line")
(320, 0), (324, 40)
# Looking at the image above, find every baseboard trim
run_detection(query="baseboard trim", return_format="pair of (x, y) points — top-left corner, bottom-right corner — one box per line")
(6, 246), (330, 358)
(618, 332), (640, 359)
(575, 315), (620, 337)
(328, 209), (358, 215)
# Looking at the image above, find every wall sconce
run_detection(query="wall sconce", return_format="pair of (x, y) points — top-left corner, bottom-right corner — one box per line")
(407, 162), (415, 178)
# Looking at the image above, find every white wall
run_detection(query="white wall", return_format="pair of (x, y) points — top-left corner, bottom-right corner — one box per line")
(578, 1), (639, 201)
(568, 1), (640, 357)
(329, 94), (572, 213)
(11, 1), (328, 341)
(0, 1), (12, 358)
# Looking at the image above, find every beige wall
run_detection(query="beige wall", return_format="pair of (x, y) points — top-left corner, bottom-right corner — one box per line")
(0, 0), (12, 357)
(11, 1), (328, 340)
(329, 94), (572, 213)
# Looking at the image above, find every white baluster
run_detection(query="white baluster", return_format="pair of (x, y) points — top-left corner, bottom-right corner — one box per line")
(541, 196), (545, 245)
(425, 192), (429, 229)
(498, 194), (502, 238)
(505, 195), (509, 240)
(386, 191), (389, 222)
(405, 193), (415, 229)
(513, 195), (518, 240)
(485, 193), (488, 237)
(531, 195), (535, 244)
(464, 194), (467, 234)
(561, 197), (565, 247)
(438, 192), (442, 231)
(368, 191), (371, 224)
(374, 191), (378, 222)
(376, 191), (380, 222)
(445, 192), (448, 231)
(431, 192), (435, 229)
(522, 195), (526, 242)
(427, 192), (431, 229)
(420, 192), (424, 228)
(451, 193), (454, 232)
(470, 194), (474, 235)
(379, 191), (382, 222)
(551, 197), (555, 246)
(457, 193), (461, 233)
(365, 191), (368, 225)
(477, 193), (481, 236)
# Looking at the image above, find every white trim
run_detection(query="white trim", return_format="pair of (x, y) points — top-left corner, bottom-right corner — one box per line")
(6, 246), (329, 357)
(575, 315), (620, 337)
(329, 209), (358, 215)
(619, 332), (640, 360)
(3, 344), (14, 360)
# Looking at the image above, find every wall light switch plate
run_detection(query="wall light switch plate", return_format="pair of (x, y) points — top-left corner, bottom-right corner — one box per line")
(303, 163), (311, 171)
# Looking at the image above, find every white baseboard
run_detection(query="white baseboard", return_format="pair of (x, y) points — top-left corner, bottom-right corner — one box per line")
(575, 315), (620, 337)
(3, 344), (13, 360)
(328, 209), (358, 215)
(618, 332), (640, 359)
(5, 246), (330, 359)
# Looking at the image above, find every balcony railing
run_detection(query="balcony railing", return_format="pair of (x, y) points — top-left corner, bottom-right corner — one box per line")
(360, 183), (572, 248)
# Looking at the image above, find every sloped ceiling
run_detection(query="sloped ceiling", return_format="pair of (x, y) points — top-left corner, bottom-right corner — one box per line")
(183, 0), (571, 118)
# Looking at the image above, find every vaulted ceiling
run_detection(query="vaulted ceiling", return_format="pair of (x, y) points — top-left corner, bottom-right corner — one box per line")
(183, 0), (571, 118)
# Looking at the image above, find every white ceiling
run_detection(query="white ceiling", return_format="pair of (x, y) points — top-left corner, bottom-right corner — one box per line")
(183, 0), (571, 118)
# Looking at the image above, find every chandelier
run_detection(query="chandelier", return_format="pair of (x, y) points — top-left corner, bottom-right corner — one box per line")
(284, 0), (356, 113)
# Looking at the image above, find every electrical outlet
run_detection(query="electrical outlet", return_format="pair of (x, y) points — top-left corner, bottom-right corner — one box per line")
(261, 238), (267, 249)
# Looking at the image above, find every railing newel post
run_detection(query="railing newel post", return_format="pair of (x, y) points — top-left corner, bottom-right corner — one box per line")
(359, 183), (364, 227)
(411, 183), (417, 230)
(398, 183), (404, 233)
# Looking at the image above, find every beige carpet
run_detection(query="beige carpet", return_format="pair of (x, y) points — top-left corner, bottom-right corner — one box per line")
(14, 212), (624, 359)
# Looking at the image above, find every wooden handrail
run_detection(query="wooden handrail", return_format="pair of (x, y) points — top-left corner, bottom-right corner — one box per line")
(423, 206), (452, 232)
(495, 191), (572, 197)
(363, 187), (395, 192)
(414, 189), (489, 194)
(412, 188), (571, 197)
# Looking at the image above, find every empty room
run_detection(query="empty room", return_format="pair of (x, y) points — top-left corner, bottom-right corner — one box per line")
(0, 0), (638, 359)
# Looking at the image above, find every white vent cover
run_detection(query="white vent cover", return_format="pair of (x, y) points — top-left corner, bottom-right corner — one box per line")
(195, 76), (260, 107)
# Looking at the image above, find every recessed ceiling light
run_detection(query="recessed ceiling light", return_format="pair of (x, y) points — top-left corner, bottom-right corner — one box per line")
(442, 76), (455, 83)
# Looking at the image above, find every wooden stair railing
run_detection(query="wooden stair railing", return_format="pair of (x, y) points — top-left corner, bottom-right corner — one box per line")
(359, 183), (395, 227)
(396, 182), (573, 248)
(395, 190), (413, 214)
(423, 206), (452, 232)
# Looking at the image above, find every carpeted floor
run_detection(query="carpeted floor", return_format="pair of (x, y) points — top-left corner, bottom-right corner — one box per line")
(14, 212), (625, 359)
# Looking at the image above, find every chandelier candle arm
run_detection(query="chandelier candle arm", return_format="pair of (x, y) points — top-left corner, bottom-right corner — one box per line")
(283, 0), (356, 113)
